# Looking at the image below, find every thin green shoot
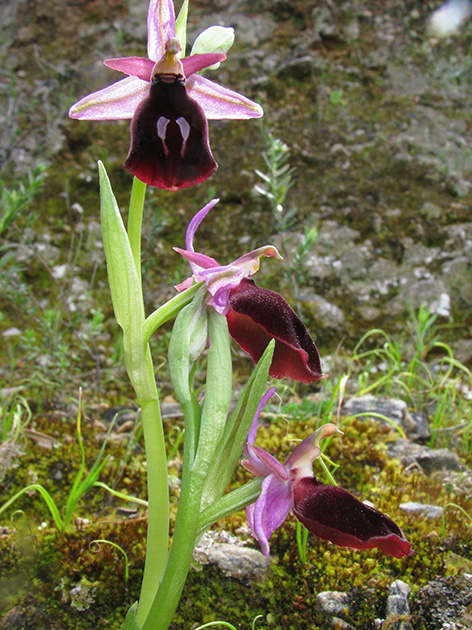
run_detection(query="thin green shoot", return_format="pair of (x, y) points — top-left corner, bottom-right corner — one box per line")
(194, 615), (263, 630)
(254, 133), (295, 231)
(349, 306), (471, 448)
(10, 509), (27, 523)
(94, 481), (148, 508)
(254, 132), (317, 295)
(62, 388), (112, 528)
(0, 483), (63, 530)
(343, 412), (407, 440)
(429, 383), (455, 448)
(0, 164), (46, 236)
(296, 521), (309, 564)
(110, 408), (141, 488)
(441, 503), (472, 538)
(167, 425), (185, 461)
(0, 394), (32, 443)
(0, 388), (116, 530)
(459, 419), (472, 452)
(90, 539), (130, 582)
(318, 453), (339, 485)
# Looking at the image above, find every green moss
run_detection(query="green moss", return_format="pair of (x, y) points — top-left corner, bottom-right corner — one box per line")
(0, 414), (471, 628)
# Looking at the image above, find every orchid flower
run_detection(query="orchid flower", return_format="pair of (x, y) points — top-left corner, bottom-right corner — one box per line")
(174, 199), (326, 383)
(69, 0), (263, 190)
(242, 409), (413, 559)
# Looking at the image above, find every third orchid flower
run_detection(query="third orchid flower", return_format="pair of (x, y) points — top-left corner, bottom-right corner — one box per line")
(242, 405), (413, 559)
(69, 0), (262, 191)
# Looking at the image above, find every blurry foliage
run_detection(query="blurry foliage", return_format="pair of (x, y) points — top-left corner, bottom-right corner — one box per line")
(349, 305), (472, 451)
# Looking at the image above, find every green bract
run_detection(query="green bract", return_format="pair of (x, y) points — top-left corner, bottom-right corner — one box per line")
(168, 286), (208, 407)
(191, 25), (235, 70)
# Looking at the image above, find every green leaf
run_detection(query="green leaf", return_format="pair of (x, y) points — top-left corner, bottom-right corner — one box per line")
(0, 484), (63, 531)
(143, 282), (203, 344)
(63, 393), (119, 528)
(197, 477), (262, 535)
(94, 481), (148, 508)
(98, 162), (144, 333)
(175, 0), (189, 54)
(121, 603), (140, 630)
(168, 287), (208, 406)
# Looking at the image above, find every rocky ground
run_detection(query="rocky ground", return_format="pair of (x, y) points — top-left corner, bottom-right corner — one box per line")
(1, 0), (472, 352)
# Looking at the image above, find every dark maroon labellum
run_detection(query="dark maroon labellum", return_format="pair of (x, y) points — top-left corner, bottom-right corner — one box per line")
(292, 477), (413, 559)
(227, 278), (324, 383)
(125, 75), (217, 190)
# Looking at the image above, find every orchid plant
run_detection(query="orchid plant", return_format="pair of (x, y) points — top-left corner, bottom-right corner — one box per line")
(67, 0), (412, 628)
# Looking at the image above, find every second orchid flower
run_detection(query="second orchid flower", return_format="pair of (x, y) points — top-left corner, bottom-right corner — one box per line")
(174, 200), (326, 383)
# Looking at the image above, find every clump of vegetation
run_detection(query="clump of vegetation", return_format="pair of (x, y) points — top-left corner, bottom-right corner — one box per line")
(254, 132), (318, 294)
(349, 305), (471, 451)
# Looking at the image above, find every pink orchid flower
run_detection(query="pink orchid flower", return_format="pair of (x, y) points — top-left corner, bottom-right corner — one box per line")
(243, 401), (413, 559)
(174, 200), (325, 383)
(69, 0), (263, 191)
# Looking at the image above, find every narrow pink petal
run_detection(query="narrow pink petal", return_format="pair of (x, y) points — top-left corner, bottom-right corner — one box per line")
(242, 452), (277, 478)
(147, 0), (176, 61)
(243, 444), (289, 481)
(184, 199), (220, 252)
(69, 76), (148, 120)
(246, 387), (276, 446)
(182, 53), (226, 77)
(173, 248), (219, 269)
(174, 277), (194, 293)
(104, 57), (154, 81)
(186, 75), (263, 120)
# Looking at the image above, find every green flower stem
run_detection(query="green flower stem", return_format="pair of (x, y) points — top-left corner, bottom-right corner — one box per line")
(99, 166), (172, 627)
(122, 180), (169, 628)
(143, 282), (203, 345)
(140, 387), (204, 630)
(141, 463), (204, 630)
(141, 311), (232, 630)
(136, 394), (169, 626)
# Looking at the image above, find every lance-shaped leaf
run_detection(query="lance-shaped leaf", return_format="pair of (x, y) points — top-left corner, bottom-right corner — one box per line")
(98, 162), (144, 332)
